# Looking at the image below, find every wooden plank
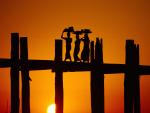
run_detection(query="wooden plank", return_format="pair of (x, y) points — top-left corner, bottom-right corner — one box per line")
(138, 65), (150, 75)
(20, 37), (31, 113)
(0, 58), (11, 67)
(27, 60), (126, 73)
(0, 58), (149, 75)
(1, 58), (149, 75)
(10, 33), (20, 113)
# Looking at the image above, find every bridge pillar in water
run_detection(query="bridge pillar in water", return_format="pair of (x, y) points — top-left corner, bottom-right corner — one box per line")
(10, 33), (20, 113)
(91, 38), (104, 113)
(125, 40), (140, 113)
(20, 37), (31, 113)
(55, 40), (63, 113)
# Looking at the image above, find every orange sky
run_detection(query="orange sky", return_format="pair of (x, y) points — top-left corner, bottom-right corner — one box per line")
(0, 0), (150, 113)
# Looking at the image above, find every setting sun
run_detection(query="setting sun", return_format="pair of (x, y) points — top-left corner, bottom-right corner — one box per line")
(47, 104), (56, 113)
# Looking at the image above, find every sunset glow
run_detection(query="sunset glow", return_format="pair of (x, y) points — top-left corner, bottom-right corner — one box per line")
(0, 0), (150, 113)
(47, 104), (56, 113)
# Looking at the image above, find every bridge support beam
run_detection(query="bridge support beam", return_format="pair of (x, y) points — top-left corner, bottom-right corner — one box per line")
(10, 33), (20, 113)
(124, 40), (140, 113)
(20, 37), (31, 113)
(55, 40), (63, 113)
(91, 38), (104, 113)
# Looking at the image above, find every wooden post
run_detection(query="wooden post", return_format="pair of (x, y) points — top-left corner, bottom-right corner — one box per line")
(20, 37), (31, 113)
(55, 40), (63, 113)
(125, 40), (135, 113)
(91, 38), (104, 113)
(125, 40), (140, 113)
(133, 45), (140, 113)
(11, 33), (20, 113)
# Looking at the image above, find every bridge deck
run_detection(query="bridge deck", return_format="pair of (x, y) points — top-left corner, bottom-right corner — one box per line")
(0, 59), (150, 75)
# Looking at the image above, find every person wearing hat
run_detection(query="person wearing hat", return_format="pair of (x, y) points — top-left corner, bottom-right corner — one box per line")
(81, 29), (92, 62)
(61, 27), (74, 61)
(73, 30), (83, 62)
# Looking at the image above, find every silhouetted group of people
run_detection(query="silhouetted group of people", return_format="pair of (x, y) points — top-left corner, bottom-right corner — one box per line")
(61, 26), (92, 62)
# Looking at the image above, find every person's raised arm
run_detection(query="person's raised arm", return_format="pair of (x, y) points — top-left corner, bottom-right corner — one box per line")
(61, 31), (66, 39)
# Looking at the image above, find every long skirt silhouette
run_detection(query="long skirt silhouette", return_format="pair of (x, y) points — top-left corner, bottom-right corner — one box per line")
(81, 39), (90, 62)
(74, 39), (81, 61)
(65, 38), (72, 61)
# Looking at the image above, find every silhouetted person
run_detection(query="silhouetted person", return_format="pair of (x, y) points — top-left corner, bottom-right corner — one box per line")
(61, 27), (74, 61)
(73, 31), (83, 62)
(81, 29), (92, 62)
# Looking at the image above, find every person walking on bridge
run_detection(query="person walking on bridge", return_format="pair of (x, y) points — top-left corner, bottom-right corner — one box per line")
(81, 29), (92, 63)
(61, 26), (74, 61)
(73, 30), (83, 62)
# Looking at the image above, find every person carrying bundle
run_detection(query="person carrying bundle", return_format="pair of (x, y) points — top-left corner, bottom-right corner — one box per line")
(81, 29), (92, 63)
(61, 26), (74, 61)
(73, 30), (83, 62)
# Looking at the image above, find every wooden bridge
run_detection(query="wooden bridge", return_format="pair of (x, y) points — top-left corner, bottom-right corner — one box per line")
(0, 33), (150, 113)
